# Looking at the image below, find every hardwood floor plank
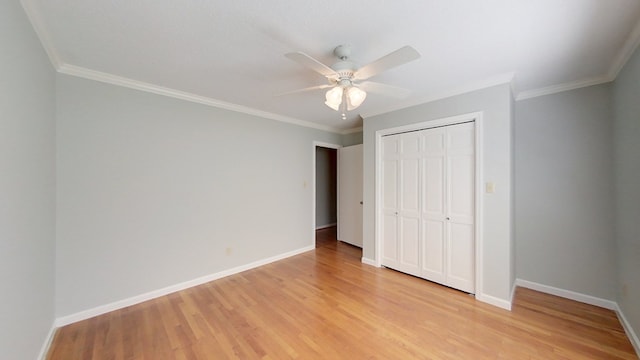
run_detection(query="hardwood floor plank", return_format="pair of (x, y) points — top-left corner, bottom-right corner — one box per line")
(47, 227), (637, 359)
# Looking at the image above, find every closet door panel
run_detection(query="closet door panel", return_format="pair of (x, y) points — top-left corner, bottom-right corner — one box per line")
(449, 154), (475, 223)
(381, 135), (401, 268)
(446, 122), (475, 293)
(400, 158), (420, 214)
(382, 214), (399, 266)
(397, 134), (421, 275)
(447, 222), (475, 293)
(422, 219), (445, 282)
(383, 159), (398, 210)
(382, 158), (399, 266)
(448, 122), (475, 223)
(421, 129), (446, 282)
(399, 217), (420, 276)
(423, 157), (444, 215)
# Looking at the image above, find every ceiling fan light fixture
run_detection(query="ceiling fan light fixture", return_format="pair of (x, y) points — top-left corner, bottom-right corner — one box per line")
(284, 44), (420, 119)
(324, 86), (343, 111)
(324, 85), (367, 113)
(346, 86), (366, 110)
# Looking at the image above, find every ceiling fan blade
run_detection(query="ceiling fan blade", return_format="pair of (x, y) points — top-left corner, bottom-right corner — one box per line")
(285, 52), (338, 78)
(275, 84), (334, 96)
(358, 81), (412, 98)
(354, 46), (420, 80)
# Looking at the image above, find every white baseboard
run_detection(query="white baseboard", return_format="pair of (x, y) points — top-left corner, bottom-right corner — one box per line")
(615, 304), (640, 357)
(475, 292), (512, 310)
(37, 323), (56, 360)
(515, 278), (638, 357)
(510, 280), (518, 305)
(315, 223), (337, 230)
(361, 257), (378, 267)
(515, 279), (617, 310)
(55, 245), (315, 327)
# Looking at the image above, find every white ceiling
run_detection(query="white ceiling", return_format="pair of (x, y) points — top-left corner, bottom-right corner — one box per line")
(23, 0), (640, 133)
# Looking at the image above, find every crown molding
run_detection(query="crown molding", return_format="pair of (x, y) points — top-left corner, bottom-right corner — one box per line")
(20, 0), (62, 69)
(517, 18), (640, 102)
(515, 75), (612, 101)
(340, 126), (363, 135)
(20, 0), (640, 129)
(19, 0), (348, 136)
(608, 18), (640, 80)
(360, 72), (515, 119)
(58, 64), (344, 134)
(19, 0), (342, 136)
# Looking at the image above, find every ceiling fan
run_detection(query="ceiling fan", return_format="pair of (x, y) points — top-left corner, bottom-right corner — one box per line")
(281, 45), (421, 119)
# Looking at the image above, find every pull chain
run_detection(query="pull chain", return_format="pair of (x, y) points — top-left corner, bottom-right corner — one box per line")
(341, 89), (347, 120)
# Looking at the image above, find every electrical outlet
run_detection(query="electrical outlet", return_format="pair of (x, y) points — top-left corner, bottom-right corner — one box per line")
(622, 283), (628, 297)
(225, 247), (232, 256)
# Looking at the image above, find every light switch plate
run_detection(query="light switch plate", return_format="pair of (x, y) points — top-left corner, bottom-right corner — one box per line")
(486, 182), (496, 193)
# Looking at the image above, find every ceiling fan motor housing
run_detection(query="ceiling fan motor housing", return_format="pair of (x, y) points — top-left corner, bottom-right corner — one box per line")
(331, 45), (358, 85)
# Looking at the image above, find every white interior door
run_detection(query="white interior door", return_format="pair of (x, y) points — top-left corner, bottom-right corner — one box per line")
(381, 122), (475, 294)
(337, 144), (363, 247)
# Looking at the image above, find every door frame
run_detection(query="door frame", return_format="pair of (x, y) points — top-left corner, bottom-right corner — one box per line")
(312, 141), (342, 246)
(374, 111), (484, 296)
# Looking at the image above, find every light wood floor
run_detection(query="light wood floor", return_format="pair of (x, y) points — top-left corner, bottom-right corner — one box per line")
(48, 227), (637, 359)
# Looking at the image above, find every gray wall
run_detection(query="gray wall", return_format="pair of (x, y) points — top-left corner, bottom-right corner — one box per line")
(510, 93), (517, 296)
(342, 131), (363, 146)
(55, 74), (341, 317)
(613, 44), (640, 341)
(0, 1), (56, 358)
(363, 84), (514, 304)
(515, 84), (617, 300)
(315, 147), (337, 228)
